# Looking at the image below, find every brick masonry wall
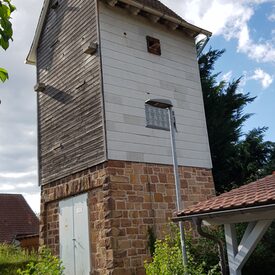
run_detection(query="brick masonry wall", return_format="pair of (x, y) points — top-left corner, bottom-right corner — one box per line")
(40, 160), (215, 275)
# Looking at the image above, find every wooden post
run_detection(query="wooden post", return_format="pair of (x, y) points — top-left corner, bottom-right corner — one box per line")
(224, 220), (272, 275)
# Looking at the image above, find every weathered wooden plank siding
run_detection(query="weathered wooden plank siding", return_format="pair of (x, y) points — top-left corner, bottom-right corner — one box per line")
(37, 0), (106, 185)
(99, 2), (212, 168)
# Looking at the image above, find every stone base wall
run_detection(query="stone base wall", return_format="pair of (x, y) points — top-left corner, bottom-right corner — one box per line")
(40, 160), (215, 275)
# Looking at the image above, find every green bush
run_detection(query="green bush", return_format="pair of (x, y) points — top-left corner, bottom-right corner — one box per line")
(0, 244), (38, 275)
(0, 244), (64, 275)
(17, 247), (64, 275)
(144, 224), (220, 275)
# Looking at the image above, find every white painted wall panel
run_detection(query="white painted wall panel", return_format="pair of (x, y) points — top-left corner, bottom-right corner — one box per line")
(99, 2), (212, 168)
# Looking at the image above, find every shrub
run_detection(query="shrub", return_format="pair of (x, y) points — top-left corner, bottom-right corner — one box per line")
(0, 244), (37, 275)
(17, 247), (64, 275)
(144, 224), (220, 275)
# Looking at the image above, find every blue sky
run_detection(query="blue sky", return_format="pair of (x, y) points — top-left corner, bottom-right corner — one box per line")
(162, 0), (275, 141)
(0, 0), (274, 212)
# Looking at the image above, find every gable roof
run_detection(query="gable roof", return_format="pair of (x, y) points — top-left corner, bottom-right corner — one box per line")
(26, 0), (211, 65)
(0, 194), (39, 243)
(176, 172), (275, 219)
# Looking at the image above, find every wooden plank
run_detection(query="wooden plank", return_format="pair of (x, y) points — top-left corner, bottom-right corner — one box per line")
(99, 4), (195, 48)
(37, 0), (106, 185)
(105, 121), (209, 144)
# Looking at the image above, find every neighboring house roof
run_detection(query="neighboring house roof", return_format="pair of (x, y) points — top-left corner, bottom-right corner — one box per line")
(26, 0), (211, 65)
(176, 172), (275, 219)
(0, 194), (39, 243)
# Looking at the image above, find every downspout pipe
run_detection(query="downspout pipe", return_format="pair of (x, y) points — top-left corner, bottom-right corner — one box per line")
(195, 218), (228, 275)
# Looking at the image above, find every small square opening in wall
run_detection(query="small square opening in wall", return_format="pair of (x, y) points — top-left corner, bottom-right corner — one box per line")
(51, 0), (59, 9)
(146, 36), (161, 56)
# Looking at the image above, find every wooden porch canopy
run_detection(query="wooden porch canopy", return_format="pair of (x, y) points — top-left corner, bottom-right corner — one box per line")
(173, 172), (275, 275)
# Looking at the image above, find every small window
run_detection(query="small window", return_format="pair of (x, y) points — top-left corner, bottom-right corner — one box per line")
(146, 36), (161, 56)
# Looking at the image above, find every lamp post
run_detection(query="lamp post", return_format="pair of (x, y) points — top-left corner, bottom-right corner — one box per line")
(145, 99), (188, 270)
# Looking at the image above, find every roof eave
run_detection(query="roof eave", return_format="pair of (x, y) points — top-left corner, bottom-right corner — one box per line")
(26, 0), (50, 65)
(26, 0), (211, 65)
(121, 0), (212, 37)
(172, 203), (275, 225)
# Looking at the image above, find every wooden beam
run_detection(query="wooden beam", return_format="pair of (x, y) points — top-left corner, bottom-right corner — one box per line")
(82, 42), (98, 55)
(128, 5), (140, 15)
(147, 14), (160, 23)
(34, 83), (46, 93)
(106, 0), (117, 7)
(224, 224), (239, 275)
(165, 21), (179, 30)
(239, 222), (256, 245)
(236, 220), (272, 270)
(225, 220), (272, 275)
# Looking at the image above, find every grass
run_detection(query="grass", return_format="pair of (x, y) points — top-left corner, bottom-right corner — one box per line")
(0, 244), (38, 275)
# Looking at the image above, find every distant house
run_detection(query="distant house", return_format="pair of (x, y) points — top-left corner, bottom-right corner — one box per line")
(0, 194), (39, 250)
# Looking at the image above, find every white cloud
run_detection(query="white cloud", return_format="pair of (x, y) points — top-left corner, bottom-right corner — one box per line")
(268, 13), (275, 21)
(17, 182), (35, 188)
(243, 68), (274, 89)
(0, 0), (41, 213)
(0, 171), (36, 179)
(221, 71), (233, 82)
(24, 193), (40, 214)
(0, 184), (15, 191)
(250, 68), (274, 88)
(239, 71), (249, 87)
(161, 0), (275, 63)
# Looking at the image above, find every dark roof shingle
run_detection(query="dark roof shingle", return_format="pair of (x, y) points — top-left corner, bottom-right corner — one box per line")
(178, 172), (275, 217)
(133, 0), (184, 21)
(0, 194), (39, 243)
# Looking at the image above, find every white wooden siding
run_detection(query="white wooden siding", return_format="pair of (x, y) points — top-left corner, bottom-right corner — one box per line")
(99, 2), (212, 168)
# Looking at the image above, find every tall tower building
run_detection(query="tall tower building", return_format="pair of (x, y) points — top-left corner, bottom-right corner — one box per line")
(27, 0), (215, 274)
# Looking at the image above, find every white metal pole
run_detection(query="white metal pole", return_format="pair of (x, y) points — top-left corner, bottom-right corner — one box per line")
(168, 107), (188, 271)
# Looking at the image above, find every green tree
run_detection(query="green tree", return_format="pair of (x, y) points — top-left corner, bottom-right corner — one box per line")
(232, 127), (275, 186)
(263, 142), (275, 175)
(199, 48), (275, 274)
(198, 49), (255, 192)
(0, 0), (15, 82)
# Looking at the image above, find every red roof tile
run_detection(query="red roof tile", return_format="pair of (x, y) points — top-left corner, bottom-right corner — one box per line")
(0, 194), (39, 243)
(177, 173), (275, 217)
